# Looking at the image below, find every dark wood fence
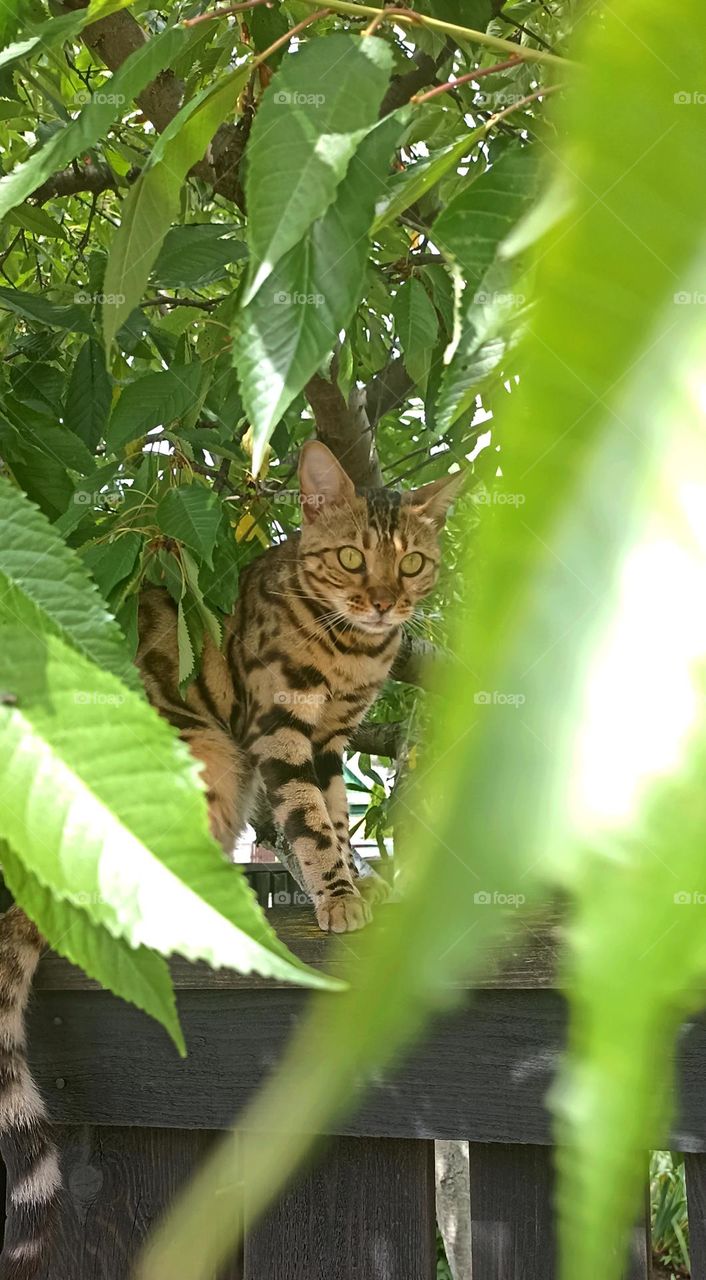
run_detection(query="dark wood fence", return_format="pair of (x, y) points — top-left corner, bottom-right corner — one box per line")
(6, 873), (706, 1278)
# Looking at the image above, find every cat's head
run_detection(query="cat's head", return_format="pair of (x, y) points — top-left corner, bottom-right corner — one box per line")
(297, 440), (463, 634)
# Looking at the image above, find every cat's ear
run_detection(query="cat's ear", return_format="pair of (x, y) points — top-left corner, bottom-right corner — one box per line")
(403, 469), (465, 528)
(298, 441), (356, 521)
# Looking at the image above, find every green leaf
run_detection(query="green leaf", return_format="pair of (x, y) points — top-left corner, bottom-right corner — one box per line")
(0, 627), (337, 991)
(137, 7), (706, 1277)
(102, 64), (251, 351)
(152, 225), (247, 289)
(157, 486), (222, 568)
(1, 843), (185, 1055)
(7, 204), (66, 238)
(392, 277), (439, 387)
(432, 144), (538, 290)
(64, 337), (113, 450)
(234, 113), (405, 474)
(0, 285), (94, 334)
(82, 533), (142, 598)
(372, 133), (480, 234)
(0, 25), (190, 225)
(107, 365), (203, 453)
(243, 35), (393, 303)
(177, 598), (196, 687)
(0, 475), (138, 689)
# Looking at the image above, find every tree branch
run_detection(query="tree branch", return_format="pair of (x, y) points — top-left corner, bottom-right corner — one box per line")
(33, 161), (118, 203)
(58, 0), (250, 207)
(304, 372), (382, 488)
(364, 356), (415, 428)
(391, 630), (448, 689)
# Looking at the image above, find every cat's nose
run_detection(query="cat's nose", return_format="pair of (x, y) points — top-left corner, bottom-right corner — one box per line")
(370, 591), (394, 615)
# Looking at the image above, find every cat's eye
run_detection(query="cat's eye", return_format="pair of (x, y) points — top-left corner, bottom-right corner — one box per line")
(338, 545), (365, 571)
(399, 551), (425, 576)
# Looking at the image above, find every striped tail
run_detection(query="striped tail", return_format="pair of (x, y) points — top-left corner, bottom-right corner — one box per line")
(0, 907), (61, 1279)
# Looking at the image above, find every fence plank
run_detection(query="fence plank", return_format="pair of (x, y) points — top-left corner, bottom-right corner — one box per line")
(469, 1142), (556, 1280)
(29, 1124), (243, 1280)
(686, 1153), (706, 1279)
(244, 1135), (436, 1280)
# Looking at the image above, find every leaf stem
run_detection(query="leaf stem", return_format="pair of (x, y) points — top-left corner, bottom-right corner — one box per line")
(412, 55), (522, 104)
(293, 0), (574, 70)
(184, 0), (274, 27)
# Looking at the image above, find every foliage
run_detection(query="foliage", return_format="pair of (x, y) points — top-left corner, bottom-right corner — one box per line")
(3, 2), (705, 1280)
(651, 1152), (690, 1278)
(0, 0), (555, 1036)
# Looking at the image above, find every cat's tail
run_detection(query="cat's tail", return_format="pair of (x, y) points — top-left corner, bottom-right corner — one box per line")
(0, 907), (61, 1280)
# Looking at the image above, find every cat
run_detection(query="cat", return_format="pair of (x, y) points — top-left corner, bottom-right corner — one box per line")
(0, 440), (462, 1275)
(137, 441), (462, 931)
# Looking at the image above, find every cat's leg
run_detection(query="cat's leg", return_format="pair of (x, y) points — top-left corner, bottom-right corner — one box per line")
(181, 725), (254, 855)
(315, 740), (392, 907)
(253, 727), (371, 933)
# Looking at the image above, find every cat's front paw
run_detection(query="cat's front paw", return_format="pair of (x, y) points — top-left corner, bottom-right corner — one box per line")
(316, 889), (372, 934)
(358, 869), (393, 906)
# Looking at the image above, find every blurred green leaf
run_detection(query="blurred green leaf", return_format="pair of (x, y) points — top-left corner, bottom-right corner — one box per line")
(1, 842), (186, 1055)
(0, 627), (340, 991)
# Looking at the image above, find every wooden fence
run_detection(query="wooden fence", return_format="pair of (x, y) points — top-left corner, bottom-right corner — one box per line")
(6, 869), (706, 1278)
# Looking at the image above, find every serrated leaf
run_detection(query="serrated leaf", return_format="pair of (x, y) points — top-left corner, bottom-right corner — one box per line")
(392, 277), (439, 388)
(433, 144), (538, 290)
(81, 532), (142, 598)
(107, 365), (203, 453)
(243, 35), (393, 303)
(435, 328), (505, 430)
(157, 486), (222, 568)
(372, 133), (480, 234)
(234, 113), (405, 474)
(177, 598), (195, 687)
(0, 25), (189, 225)
(152, 225), (247, 289)
(1, 842), (185, 1055)
(0, 285), (94, 334)
(0, 627), (338, 991)
(0, 475), (139, 689)
(64, 337), (112, 449)
(102, 65), (251, 351)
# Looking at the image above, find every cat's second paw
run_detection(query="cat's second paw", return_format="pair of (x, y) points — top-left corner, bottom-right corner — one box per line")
(358, 869), (393, 906)
(316, 889), (372, 934)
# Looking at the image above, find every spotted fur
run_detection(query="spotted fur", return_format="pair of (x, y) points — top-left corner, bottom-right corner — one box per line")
(0, 908), (61, 1279)
(0, 444), (461, 1274)
(138, 441), (462, 932)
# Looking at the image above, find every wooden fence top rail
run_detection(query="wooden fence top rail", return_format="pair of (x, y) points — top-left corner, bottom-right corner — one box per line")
(36, 904), (564, 993)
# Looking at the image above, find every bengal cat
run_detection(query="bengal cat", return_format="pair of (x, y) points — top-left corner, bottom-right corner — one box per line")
(137, 441), (462, 931)
(0, 441), (461, 1275)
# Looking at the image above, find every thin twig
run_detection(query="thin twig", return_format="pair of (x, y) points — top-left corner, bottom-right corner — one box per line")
(184, 0), (273, 28)
(411, 55), (522, 104)
(292, 0), (574, 70)
(142, 295), (225, 310)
